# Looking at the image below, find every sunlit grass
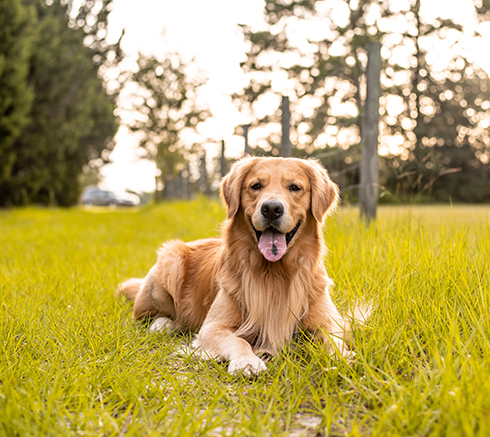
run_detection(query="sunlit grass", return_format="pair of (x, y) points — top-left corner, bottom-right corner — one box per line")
(1, 200), (489, 436)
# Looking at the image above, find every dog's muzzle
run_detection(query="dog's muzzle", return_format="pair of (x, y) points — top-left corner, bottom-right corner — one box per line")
(251, 220), (300, 262)
(260, 200), (284, 222)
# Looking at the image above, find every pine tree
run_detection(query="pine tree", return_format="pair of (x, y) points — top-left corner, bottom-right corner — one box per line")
(67, 0), (123, 67)
(0, 0), (117, 206)
(0, 0), (34, 185)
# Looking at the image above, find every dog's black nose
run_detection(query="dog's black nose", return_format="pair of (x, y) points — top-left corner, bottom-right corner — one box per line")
(261, 201), (284, 221)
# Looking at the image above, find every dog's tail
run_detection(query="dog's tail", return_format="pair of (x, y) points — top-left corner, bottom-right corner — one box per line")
(116, 277), (144, 300)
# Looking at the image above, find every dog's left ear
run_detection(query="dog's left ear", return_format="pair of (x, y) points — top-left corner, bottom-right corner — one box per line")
(220, 156), (257, 219)
(302, 160), (339, 223)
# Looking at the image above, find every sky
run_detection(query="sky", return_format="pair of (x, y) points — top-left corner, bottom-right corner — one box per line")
(99, 0), (490, 193)
(100, 0), (265, 192)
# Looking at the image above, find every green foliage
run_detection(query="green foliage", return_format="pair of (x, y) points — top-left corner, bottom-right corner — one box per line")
(66, 0), (124, 72)
(236, 0), (490, 203)
(1, 201), (490, 435)
(380, 0), (490, 202)
(0, 0), (118, 207)
(0, 0), (34, 184)
(235, 0), (369, 151)
(125, 53), (210, 198)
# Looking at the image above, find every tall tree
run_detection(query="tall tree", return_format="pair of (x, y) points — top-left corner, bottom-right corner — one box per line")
(380, 0), (490, 201)
(236, 0), (490, 202)
(0, 0), (34, 186)
(235, 0), (371, 155)
(66, 0), (125, 92)
(125, 53), (210, 199)
(68, 0), (125, 186)
(0, 0), (117, 206)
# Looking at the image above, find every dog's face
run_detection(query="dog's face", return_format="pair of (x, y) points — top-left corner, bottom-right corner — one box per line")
(221, 157), (339, 262)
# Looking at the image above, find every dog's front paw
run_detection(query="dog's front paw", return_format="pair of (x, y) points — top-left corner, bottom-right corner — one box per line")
(343, 349), (356, 360)
(328, 337), (356, 361)
(228, 355), (267, 376)
(149, 317), (174, 333)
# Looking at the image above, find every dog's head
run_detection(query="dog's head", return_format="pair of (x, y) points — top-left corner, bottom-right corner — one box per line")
(221, 157), (339, 262)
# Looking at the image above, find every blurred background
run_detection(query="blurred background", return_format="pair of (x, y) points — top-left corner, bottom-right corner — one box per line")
(1, 0), (489, 207)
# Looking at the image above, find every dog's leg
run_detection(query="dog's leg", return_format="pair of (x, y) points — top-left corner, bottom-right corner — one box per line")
(149, 316), (180, 333)
(195, 322), (267, 376)
(131, 267), (178, 328)
(193, 292), (267, 376)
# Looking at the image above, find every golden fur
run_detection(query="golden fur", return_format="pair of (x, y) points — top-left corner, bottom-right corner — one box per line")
(118, 156), (351, 375)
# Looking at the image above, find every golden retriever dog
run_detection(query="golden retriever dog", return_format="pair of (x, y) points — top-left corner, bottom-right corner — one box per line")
(118, 156), (352, 376)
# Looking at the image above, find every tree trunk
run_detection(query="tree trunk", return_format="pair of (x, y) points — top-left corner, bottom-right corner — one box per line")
(199, 154), (211, 196)
(360, 42), (381, 223)
(242, 124), (251, 156)
(220, 140), (227, 178)
(176, 170), (184, 199)
(412, 0), (424, 151)
(280, 96), (292, 157)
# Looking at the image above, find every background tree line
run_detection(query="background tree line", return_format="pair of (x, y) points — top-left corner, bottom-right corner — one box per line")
(234, 0), (490, 203)
(1, 0), (490, 206)
(0, 0), (124, 206)
(128, 0), (490, 204)
(0, 0), (211, 206)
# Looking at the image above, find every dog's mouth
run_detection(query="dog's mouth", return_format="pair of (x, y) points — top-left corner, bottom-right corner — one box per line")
(252, 221), (300, 262)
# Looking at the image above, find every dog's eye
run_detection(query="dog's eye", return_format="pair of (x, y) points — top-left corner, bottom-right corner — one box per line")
(251, 182), (262, 191)
(289, 184), (301, 192)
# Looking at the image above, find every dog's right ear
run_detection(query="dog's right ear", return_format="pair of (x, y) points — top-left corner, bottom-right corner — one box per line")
(220, 156), (257, 219)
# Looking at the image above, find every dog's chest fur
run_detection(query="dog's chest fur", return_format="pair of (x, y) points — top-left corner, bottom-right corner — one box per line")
(216, 216), (327, 353)
(220, 257), (316, 354)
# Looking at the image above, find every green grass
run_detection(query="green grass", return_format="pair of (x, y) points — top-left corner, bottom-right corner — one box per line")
(1, 200), (489, 436)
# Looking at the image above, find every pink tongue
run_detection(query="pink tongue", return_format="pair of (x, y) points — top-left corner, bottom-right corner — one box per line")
(258, 229), (287, 262)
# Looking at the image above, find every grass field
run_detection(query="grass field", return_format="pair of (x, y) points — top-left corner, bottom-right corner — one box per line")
(1, 200), (489, 436)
